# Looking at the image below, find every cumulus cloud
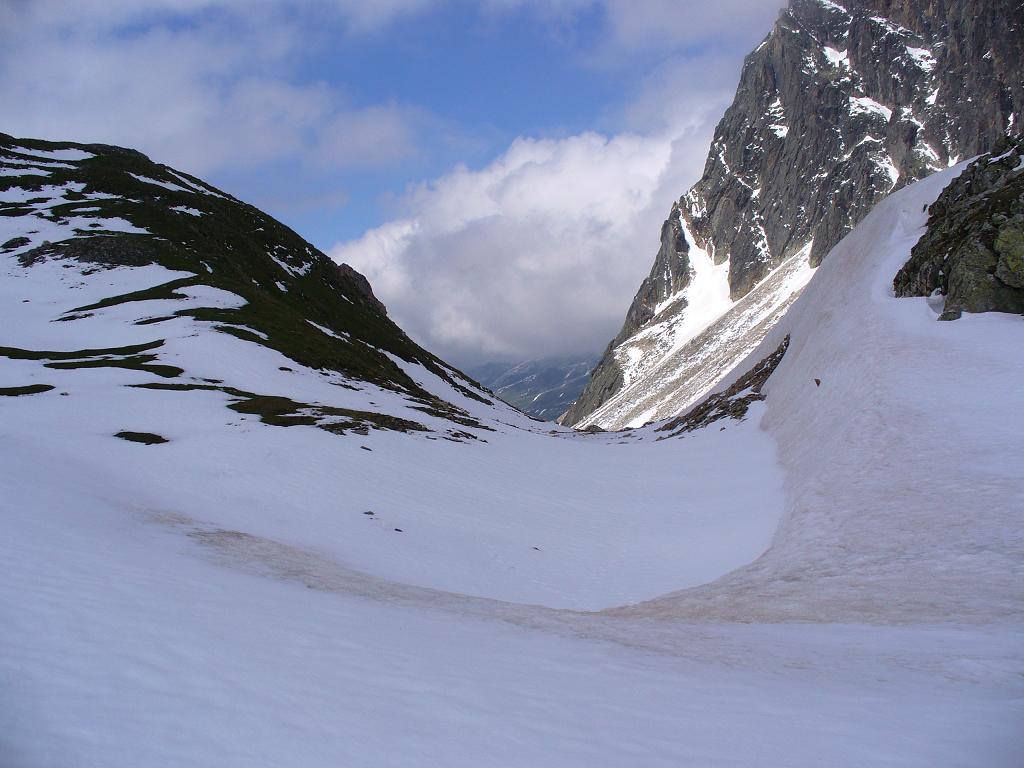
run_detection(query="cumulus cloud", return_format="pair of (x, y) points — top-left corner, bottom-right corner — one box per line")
(330, 1), (784, 363)
(330, 129), (712, 362)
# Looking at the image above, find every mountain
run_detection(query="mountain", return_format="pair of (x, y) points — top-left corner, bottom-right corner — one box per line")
(3, 133), (1023, 765)
(612, 140), (1024, 621)
(0, 132), (502, 440)
(563, 0), (1024, 429)
(466, 356), (597, 420)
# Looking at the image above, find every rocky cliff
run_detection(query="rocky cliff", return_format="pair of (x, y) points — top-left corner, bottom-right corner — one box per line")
(564, 0), (1023, 428)
(895, 134), (1024, 318)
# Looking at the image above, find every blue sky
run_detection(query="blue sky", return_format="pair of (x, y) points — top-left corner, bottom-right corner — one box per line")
(224, 2), (631, 244)
(1, 0), (782, 363)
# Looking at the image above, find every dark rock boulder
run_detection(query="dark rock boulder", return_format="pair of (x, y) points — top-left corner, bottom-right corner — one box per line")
(336, 262), (388, 316)
(894, 135), (1024, 319)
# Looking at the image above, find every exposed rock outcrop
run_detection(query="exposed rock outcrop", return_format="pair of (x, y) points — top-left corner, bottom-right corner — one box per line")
(336, 262), (388, 316)
(894, 135), (1024, 318)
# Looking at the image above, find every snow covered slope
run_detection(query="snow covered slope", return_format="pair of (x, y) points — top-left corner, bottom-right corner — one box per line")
(0, 134), (787, 611)
(2, 139), (1022, 766)
(571, 229), (814, 428)
(614, 160), (1024, 624)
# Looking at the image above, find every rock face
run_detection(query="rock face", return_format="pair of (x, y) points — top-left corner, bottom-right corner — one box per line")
(335, 262), (388, 316)
(612, 204), (692, 349)
(894, 135), (1024, 318)
(564, 0), (1024, 429)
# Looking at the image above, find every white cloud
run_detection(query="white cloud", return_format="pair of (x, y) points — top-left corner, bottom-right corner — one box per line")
(603, 0), (780, 51)
(327, 2), (784, 363)
(331, 129), (712, 361)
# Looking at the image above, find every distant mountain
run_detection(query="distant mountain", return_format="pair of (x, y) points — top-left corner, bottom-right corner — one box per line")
(564, 0), (1023, 429)
(466, 357), (596, 420)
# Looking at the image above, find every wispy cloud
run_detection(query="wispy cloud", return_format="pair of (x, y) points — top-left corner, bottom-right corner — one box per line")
(0, 1), (439, 175)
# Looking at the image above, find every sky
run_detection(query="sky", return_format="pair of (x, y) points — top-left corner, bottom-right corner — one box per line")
(0, 0), (782, 366)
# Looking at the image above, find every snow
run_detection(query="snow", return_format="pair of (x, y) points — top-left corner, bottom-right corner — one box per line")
(175, 284), (247, 309)
(842, 134), (882, 161)
(0, 181), (150, 257)
(868, 15), (913, 38)
(879, 153), (900, 188)
(127, 168), (230, 201)
(88, 217), (151, 235)
(849, 95), (893, 122)
(0, 235), (784, 611)
(307, 319), (349, 340)
(636, 161), (1024, 628)
(0, 165), (50, 177)
(269, 252), (312, 278)
(171, 205), (203, 216)
(220, 323), (269, 340)
(906, 46), (936, 71)
(3, 499), (1019, 767)
(1, 157), (75, 171)
(766, 97), (789, 138)
(127, 172), (193, 194)
(1, 164), (1022, 766)
(916, 141), (941, 164)
(581, 240), (814, 430)
(823, 46), (849, 68)
(813, 0), (850, 14)
(988, 149), (1017, 165)
(621, 215), (734, 391)
(13, 146), (94, 162)
(166, 168), (230, 199)
(801, 51), (819, 75)
(1, 181), (84, 204)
